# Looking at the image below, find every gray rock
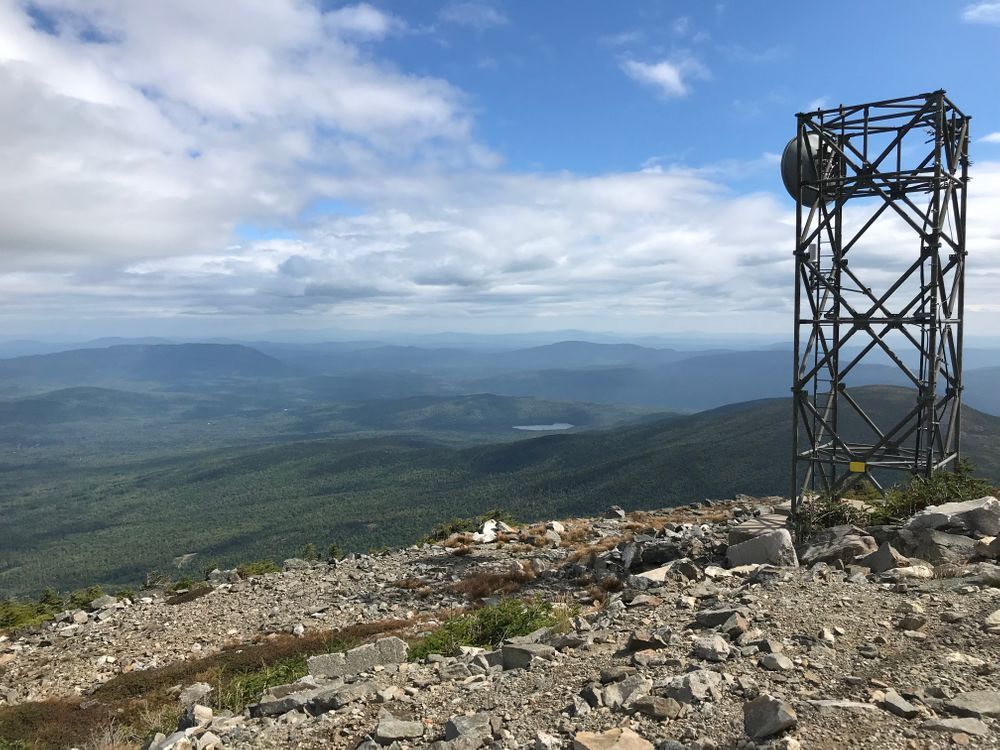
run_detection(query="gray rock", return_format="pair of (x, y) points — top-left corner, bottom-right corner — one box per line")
(726, 529), (798, 567)
(627, 627), (672, 651)
(920, 717), (990, 737)
(693, 634), (730, 662)
(605, 505), (626, 519)
(807, 699), (880, 712)
(602, 675), (652, 709)
(90, 594), (118, 610)
(375, 711), (424, 743)
(743, 694), (797, 740)
(881, 689), (920, 719)
(729, 514), (788, 545)
(445, 712), (495, 742)
(308, 637), (408, 678)
(694, 607), (747, 629)
(855, 542), (909, 574)
(906, 496), (1000, 536)
(945, 690), (1000, 719)
(894, 528), (977, 566)
(759, 653), (794, 672)
(501, 642), (556, 670)
(631, 695), (681, 720)
(179, 682), (213, 707)
(799, 525), (877, 566)
(660, 669), (722, 703)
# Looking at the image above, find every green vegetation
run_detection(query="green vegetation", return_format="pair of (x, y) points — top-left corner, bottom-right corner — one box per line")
(4, 386), (1000, 597)
(799, 460), (997, 536)
(216, 655), (308, 714)
(409, 598), (560, 661)
(237, 560), (281, 577)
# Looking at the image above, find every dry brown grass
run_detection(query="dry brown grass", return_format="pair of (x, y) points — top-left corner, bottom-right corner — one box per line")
(584, 584), (607, 604)
(452, 545), (473, 556)
(442, 532), (474, 547)
(0, 618), (414, 750)
(565, 534), (624, 564)
(450, 566), (536, 600)
(393, 577), (426, 590)
(596, 575), (624, 592)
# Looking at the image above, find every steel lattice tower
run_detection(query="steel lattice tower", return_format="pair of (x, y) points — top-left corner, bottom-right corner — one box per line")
(787, 90), (970, 520)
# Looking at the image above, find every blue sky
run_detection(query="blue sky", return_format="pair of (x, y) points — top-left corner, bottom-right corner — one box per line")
(1, 0), (999, 339)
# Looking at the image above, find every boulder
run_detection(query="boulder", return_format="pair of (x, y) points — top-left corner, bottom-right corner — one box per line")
(906, 496), (1000, 536)
(726, 529), (798, 567)
(945, 691), (1000, 719)
(743, 694), (797, 740)
(472, 520), (498, 543)
(445, 712), (497, 742)
(729, 514), (788, 545)
(659, 669), (722, 703)
(881, 690), (920, 719)
(630, 695), (681, 720)
(501, 643), (556, 670)
(602, 675), (652, 710)
(920, 718), (990, 737)
(894, 528), (977, 565)
(692, 634), (730, 662)
(178, 682), (213, 707)
(308, 637), (408, 679)
(855, 542), (909, 574)
(573, 728), (652, 750)
(375, 711), (424, 744)
(799, 525), (877, 566)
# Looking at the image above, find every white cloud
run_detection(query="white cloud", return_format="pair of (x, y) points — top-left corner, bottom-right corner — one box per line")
(325, 3), (406, 39)
(981, 132), (1000, 144)
(620, 56), (708, 98)
(962, 2), (1000, 24)
(439, 2), (508, 30)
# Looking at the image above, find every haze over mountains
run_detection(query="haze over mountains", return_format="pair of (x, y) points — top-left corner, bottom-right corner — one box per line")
(4, 334), (1000, 597)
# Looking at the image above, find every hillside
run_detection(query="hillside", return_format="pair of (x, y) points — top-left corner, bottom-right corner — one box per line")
(3, 386), (998, 596)
(0, 344), (287, 395)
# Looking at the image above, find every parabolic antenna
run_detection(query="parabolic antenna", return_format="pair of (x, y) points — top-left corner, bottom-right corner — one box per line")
(780, 133), (824, 206)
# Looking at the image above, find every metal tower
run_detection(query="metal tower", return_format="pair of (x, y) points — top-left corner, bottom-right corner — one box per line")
(786, 91), (970, 519)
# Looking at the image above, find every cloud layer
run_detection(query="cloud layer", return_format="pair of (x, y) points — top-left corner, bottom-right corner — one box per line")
(2, 1), (1000, 337)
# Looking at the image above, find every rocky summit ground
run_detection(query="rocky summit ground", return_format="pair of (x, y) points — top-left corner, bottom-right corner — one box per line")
(4, 496), (1000, 750)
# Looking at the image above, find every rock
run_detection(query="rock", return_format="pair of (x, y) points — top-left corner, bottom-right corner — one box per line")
(743, 694), (797, 740)
(445, 712), (495, 742)
(945, 690), (1000, 719)
(627, 628), (672, 651)
(472, 519), (498, 543)
(881, 564), (934, 581)
(759, 653), (794, 672)
(501, 643), (556, 670)
(547, 520), (565, 534)
(543, 529), (562, 546)
(855, 542), (909, 574)
(631, 695), (681, 720)
(90, 594), (118, 610)
(694, 606), (747, 629)
(600, 666), (636, 683)
(985, 609), (1000, 633)
(894, 528), (977, 565)
(729, 514), (788, 545)
(308, 637), (408, 678)
(375, 711), (424, 743)
(726, 529), (798, 567)
(605, 506), (626, 520)
(920, 718), (990, 737)
(882, 689), (920, 719)
(602, 675), (652, 709)
(179, 682), (213, 707)
(807, 699), (881, 712)
(693, 634), (730, 662)
(906, 496), (1000, 536)
(660, 669), (722, 703)
(535, 731), (562, 750)
(799, 525), (877, 566)
(572, 727), (652, 750)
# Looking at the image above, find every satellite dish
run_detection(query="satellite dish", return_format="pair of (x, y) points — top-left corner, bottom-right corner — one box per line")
(780, 134), (826, 206)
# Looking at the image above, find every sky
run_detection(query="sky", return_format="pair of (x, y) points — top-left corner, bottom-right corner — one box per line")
(1, 0), (1000, 340)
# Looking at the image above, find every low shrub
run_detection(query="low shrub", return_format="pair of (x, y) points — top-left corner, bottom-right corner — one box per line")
(237, 560), (280, 577)
(409, 598), (557, 661)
